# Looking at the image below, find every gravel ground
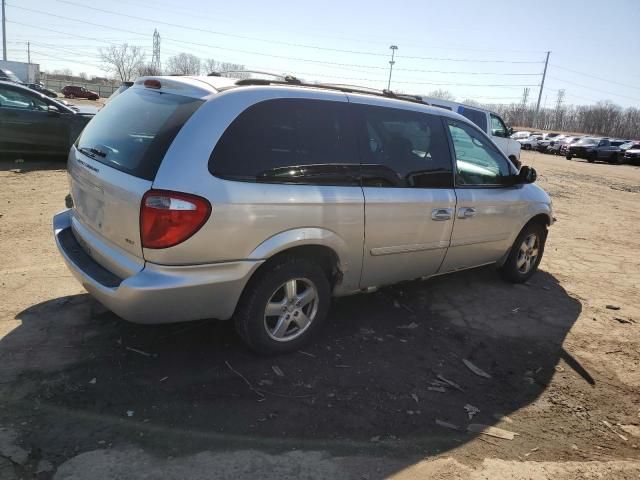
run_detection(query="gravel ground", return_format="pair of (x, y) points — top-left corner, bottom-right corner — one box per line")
(0, 150), (639, 479)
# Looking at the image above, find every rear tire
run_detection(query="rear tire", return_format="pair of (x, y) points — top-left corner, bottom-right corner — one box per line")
(566, 154), (572, 160)
(587, 152), (597, 163)
(499, 222), (546, 283)
(234, 256), (331, 355)
(524, 144), (531, 150)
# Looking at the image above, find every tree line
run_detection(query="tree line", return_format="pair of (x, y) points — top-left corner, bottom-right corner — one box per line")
(427, 89), (640, 140)
(487, 101), (640, 140)
(99, 44), (248, 82)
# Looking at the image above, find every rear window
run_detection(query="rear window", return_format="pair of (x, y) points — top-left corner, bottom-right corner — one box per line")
(76, 88), (202, 180)
(457, 106), (487, 131)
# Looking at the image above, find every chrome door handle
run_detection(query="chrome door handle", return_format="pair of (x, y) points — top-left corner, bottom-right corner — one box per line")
(431, 208), (453, 221)
(458, 207), (476, 219)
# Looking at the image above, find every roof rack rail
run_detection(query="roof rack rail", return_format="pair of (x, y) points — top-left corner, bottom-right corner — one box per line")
(229, 78), (424, 104)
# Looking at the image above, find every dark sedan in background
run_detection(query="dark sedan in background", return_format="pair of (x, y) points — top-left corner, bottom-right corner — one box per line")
(0, 80), (94, 157)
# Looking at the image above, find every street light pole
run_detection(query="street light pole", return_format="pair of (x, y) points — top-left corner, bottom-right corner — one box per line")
(387, 45), (398, 91)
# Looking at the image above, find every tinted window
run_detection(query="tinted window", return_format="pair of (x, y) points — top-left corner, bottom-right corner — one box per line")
(447, 120), (511, 186)
(354, 104), (453, 188)
(77, 88), (202, 180)
(210, 99), (358, 185)
(457, 106), (487, 131)
(0, 86), (47, 111)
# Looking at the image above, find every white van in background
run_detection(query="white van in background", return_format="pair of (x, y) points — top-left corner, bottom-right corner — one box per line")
(422, 97), (522, 166)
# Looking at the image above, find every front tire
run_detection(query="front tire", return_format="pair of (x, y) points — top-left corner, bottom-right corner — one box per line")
(566, 154), (573, 160)
(588, 152), (597, 163)
(500, 222), (546, 283)
(234, 256), (331, 354)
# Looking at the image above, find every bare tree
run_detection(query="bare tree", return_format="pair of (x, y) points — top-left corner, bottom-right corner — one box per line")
(100, 44), (146, 82)
(137, 63), (163, 77)
(78, 72), (89, 81)
(203, 58), (249, 78)
(203, 58), (220, 74)
(166, 53), (201, 75)
(428, 89), (455, 101)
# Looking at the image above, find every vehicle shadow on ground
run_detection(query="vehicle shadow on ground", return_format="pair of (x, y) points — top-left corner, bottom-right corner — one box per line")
(3, 267), (583, 464)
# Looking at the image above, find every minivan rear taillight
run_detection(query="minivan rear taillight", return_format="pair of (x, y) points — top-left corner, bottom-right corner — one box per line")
(140, 190), (211, 249)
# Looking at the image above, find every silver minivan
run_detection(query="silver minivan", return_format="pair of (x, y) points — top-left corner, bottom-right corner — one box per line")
(53, 75), (553, 354)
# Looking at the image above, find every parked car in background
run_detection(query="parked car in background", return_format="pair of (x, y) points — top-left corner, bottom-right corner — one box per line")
(27, 82), (58, 98)
(62, 85), (99, 100)
(551, 136), (582, 155)
(620, 141), (640, 164)
(421, 97), (522, 166)
(537, 134), (565, 153)
(566, 137), (627, 163)
(519, 134), (546, 150)
(0, 80), (94, 156)
(511, 130), (530, 140)
(53, 75), (551, 354)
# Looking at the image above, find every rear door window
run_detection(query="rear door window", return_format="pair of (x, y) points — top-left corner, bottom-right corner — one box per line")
(209, 98), (359, 185)
(353, 104), (453, 188)
(76, 88), (203, 180)
(457, 106), (488, 132)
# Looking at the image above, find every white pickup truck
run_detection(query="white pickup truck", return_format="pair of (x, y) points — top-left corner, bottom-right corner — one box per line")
(422, 97), (522, 166)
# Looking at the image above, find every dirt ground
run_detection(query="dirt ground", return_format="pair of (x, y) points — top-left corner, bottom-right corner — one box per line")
(0, 151), (639, 479)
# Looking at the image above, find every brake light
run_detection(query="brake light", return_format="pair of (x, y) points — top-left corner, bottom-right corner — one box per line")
(144, 79), (161, 89)
(140, 190), (211, 249)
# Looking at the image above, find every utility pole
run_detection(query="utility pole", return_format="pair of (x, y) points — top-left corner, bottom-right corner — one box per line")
(2, 0), (7, 61)
(27, 41), (30, 64)
(520, 87), (530, 126)
(535, 51), (551, 118)
(151, 29), (161, 73)
(386, 45), (398, 91)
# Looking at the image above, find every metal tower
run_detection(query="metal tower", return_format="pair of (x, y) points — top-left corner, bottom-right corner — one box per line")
(151, 29), (161, 72)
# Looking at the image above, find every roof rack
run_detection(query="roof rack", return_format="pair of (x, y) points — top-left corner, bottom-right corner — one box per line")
(228, 77), (424, 105)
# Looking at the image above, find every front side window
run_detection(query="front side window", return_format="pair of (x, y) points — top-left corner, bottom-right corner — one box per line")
(490, 113), (508, 137)
(447, 120), (511, 186)
(0, 86), (48, 111)
(354, 104), (453, 188)
(210, 98), (358, 185)
(457, 106), (488, 131)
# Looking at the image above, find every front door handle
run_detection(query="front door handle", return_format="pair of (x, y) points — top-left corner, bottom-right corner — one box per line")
(458, 207), (476, 219)
(431, 208), (453, 221)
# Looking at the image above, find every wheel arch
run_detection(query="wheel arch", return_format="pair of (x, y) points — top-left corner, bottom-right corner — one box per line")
(498, 211), (552, 267)
(247, 228), (354, 292)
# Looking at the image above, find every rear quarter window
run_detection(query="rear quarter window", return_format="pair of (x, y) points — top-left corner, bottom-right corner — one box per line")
(209, 98), (359, 185)
(457, 106), (488, 132)
(76, 88), (202, 180)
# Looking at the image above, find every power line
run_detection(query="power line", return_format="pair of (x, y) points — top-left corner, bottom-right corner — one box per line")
(548, 76), (640, 102)
(50, 0), (544, 64)
(550, 64), (640, 91)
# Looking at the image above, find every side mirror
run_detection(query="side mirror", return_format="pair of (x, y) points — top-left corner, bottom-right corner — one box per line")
(47, 105), (60, 116)
(517, 165), (537, 184)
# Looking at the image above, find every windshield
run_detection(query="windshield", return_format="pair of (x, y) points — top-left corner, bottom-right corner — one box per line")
(76, 88), (203, 180)
(576, 138), (599, 145)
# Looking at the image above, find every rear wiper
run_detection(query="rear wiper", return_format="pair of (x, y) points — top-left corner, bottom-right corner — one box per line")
(78, 146), (107, 158)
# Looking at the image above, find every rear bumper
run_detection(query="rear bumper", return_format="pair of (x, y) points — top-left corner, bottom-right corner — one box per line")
(53, 209), (262, 324)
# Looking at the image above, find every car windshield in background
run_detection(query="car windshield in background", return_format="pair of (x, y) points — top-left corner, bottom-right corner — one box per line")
(576, 138), (599, 145)
(76, 88), (203, 180)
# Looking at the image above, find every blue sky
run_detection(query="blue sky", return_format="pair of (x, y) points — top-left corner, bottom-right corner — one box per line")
(3, 0), (640, 107)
